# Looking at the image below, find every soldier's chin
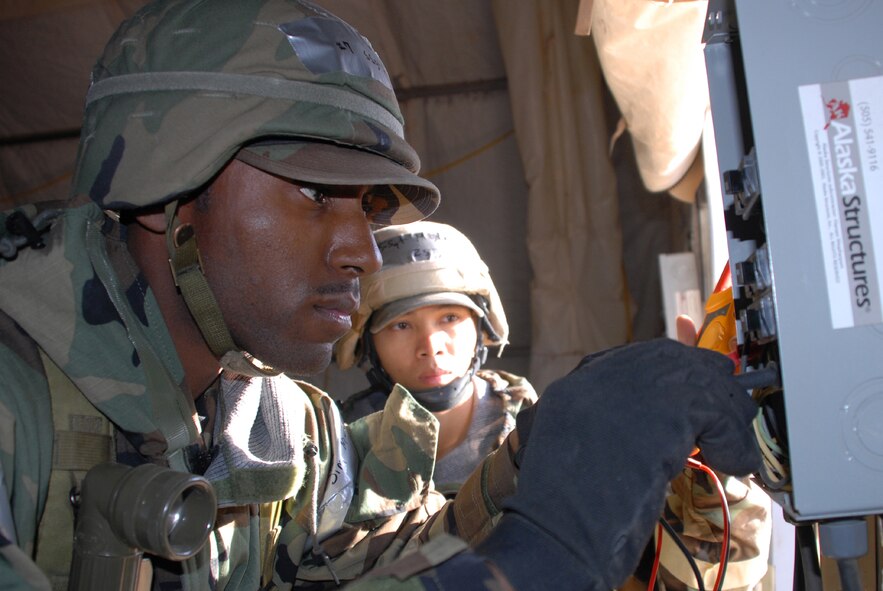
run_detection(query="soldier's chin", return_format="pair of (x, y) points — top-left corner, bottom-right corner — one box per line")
(275, 344), (333, 379)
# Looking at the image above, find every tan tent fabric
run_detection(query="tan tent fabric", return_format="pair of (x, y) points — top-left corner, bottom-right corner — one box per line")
(587, 0), (710, 200)
(0, 141), (77, 205)
(2, 0), (679, 397)
(0, 1), (143, 207)
(492, 0), (629, 392)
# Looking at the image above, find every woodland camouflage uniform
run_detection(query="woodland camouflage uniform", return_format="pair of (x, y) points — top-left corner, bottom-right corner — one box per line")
(341, 368), (537, 497)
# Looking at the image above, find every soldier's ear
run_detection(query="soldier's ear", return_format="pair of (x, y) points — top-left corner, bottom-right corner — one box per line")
(131, 194), (199, 235)
(131, 209), (166, 234)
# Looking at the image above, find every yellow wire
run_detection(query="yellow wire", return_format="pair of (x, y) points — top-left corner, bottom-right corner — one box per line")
(422, 129), (514, 179)
(6, 171), (72, 201)
(753, 418), (788, 483)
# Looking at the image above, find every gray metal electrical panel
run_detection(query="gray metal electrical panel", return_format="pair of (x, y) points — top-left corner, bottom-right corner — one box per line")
(703, 0), (883, 521)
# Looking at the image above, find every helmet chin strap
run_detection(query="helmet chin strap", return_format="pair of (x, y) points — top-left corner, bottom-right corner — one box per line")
(363, 322), (487, 413)
(164, 199), (279, 378)
(411, 356), (479, 413)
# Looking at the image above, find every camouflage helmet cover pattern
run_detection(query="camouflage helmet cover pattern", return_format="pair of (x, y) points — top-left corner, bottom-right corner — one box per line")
(72, 0), (438, 224)
(335, 221), (509, 370)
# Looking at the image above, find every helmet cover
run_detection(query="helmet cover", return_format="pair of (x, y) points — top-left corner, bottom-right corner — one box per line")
(72, 0), (438, 224)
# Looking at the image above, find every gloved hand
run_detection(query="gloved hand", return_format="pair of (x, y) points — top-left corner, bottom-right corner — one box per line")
(476, 338), (761, 591)
(510, 344), (622, 467)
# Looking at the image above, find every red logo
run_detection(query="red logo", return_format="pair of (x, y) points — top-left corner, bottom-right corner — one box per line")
(824, 98), (851, 129)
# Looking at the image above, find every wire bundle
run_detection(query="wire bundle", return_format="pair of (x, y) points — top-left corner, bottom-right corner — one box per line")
(646, 457), (732, 591)
(752, 388), (791, 492)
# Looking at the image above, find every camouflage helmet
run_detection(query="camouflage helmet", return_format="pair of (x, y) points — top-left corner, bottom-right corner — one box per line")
(72, 0), (438, 224)
(335, 221), (509, 370)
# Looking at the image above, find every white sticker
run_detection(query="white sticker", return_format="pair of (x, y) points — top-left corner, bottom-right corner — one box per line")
(799, 75), (883, 329)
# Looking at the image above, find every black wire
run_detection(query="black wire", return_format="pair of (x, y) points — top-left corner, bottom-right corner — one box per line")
(794, 524), (824, 591)
(659, 517), (706, 591)
(733, 364), (780, 390)
(756, 466), (790, 491)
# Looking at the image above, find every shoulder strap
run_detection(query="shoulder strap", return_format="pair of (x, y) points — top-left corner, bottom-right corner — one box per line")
(260, 500), (285, 588)
(35, 351), (113, 591)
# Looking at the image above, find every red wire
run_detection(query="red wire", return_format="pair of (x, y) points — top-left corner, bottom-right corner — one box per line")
(648, 458), (732, 591)
(647, 522), (664, 589)
(686, 457), (731, 591)
(713, 262), (732, 294)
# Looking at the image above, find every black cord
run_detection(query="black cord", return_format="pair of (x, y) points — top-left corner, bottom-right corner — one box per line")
(659, 518), (706, 591)
(794, 524), (824, 591)
(733, 364), (780, 390)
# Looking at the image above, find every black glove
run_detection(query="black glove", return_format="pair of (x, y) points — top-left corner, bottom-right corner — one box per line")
(477, 338), (761, 590)
(511, 344), (624, 468)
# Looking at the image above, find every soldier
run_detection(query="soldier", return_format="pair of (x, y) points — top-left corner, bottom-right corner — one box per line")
(0, 0), (762, 590)
(334, 221), (537, 497)
(336, 222), (773, 590)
